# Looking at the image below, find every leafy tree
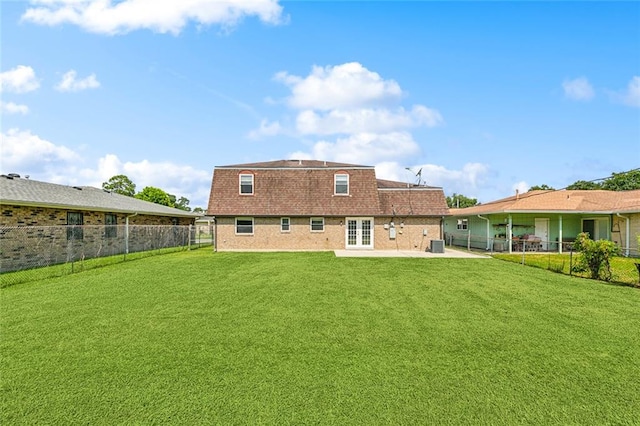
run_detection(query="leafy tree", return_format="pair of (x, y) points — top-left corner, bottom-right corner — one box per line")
(566, 180), (602, 190)
(174, 196), (191, 211)
(135, 186), (173, 207)
(192, 207), (205, 214)
(102, 174), (136, 196)
(528, 184), (555, 191)
(446, 193), (478, 208)
(601, 170), (640, 191)
(566, 170), (640, 191)
(572, 232), (620, 281)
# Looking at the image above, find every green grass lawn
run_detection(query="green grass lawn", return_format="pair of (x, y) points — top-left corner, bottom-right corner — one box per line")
(493, 252), (640, 286)
(2, 251), (639, 424)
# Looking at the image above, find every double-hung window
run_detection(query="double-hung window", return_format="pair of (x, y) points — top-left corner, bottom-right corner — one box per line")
(457, 219), (468, 230)
(236, 217), (254, 235)
(67, 211), (84, 240)
(335, 173), (349, 195)
(239, 174), (254, 195)
(281, 217), (290, 232)
(310, 217), (324, 232)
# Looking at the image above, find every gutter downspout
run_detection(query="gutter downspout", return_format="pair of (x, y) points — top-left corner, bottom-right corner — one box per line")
(213, 217), (217, 252)
(616, 213), (630, 257)
(125, 212), (138, 255)
(478, 215), (491, 250)
(508, 214), (513, 254)
(558, 215), (563, 254)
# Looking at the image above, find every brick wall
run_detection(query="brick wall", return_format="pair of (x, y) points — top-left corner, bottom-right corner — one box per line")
(0, 205), (195, 272)
(215, 216), (443, 251)
(0, 205), (194, 227)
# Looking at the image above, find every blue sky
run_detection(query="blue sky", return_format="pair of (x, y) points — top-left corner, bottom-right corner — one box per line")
(2, 1), (639, 209)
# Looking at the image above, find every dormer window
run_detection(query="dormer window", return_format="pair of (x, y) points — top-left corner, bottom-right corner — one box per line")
(239, 173), (254, 195)
(335, 173), (349, 195)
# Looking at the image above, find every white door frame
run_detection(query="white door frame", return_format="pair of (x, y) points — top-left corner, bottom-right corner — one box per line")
(534, 218), (549, 250)
(345, 217), (374, 249)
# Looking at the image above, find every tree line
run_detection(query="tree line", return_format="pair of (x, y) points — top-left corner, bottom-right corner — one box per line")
(447, 169), (640, 208)
(101, 175), (204, 212)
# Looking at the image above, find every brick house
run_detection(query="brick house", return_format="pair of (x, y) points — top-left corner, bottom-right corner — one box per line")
(0, 174), (199, 227)
(207, 160), (449, 251)
(1, 174), (200, 271)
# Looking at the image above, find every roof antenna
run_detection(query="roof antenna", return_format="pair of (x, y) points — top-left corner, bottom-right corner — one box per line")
(405, 167), (423, 186)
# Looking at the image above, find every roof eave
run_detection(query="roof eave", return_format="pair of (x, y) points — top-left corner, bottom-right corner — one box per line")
(0, 200), (199, 217)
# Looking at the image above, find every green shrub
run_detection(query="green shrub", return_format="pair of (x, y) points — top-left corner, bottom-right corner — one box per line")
(572, 232), (621, 281)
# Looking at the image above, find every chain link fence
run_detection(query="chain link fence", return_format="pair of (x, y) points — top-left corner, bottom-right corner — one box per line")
(1, 224), (213, 287)
(446, 231), (640, 285)
(446, 231), (639, 257)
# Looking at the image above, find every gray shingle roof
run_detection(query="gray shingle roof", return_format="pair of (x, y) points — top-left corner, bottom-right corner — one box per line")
(217, 159), (371, 169)
(0, 175), (199, 217)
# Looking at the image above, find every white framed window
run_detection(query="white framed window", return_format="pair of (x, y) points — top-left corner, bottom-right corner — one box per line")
(310, 217), (324, 232)
(239, 174), (254, 195)
(335, 173), (349, 195)
(235, 217), (254, 235)
(281, 217), (290, 232)
(457, 219), (468, 230)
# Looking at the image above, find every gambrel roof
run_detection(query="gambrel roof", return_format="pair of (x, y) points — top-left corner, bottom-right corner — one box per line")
(207, 160), (449, 217)
(0, 174), (199, 217)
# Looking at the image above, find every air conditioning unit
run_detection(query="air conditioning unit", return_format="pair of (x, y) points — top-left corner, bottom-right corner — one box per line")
(430, 239), (445, 253)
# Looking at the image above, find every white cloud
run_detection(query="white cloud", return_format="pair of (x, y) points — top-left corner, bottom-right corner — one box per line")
(276, 62), (403, 111)
(21, 0), (286, 35)
(75, 154), (212, 207)
(289, 132), (420, 165)
(0, 129), (212, 207)
(253, 62), (442, 148)
(342, 160), (490, 193)
(512, 181), (529, 195)
(295, 105), (442, 135)
(0, 128), (80, 172)
(0, 101), (30, 115)
(0, 65), (40, 93)
(55, 70), (101, 92)
(247, 119), (283, 139)
(562, 77), (594, 101)
(258, 62), (445, 177)
(621, 76), (640, 107)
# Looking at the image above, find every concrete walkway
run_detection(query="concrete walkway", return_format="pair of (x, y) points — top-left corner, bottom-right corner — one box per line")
(334, 248), (489, 258)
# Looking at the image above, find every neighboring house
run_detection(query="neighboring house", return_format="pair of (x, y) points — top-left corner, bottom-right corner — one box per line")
(0, 174), (199, 227)
(207, 160), (449, 251)
(0, 174), (200, 271)
(444, 189), (640, 255)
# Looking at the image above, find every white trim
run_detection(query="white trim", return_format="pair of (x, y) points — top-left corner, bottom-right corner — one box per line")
(239, 174), (254, 195)
(334, 173), (349, 195)
(345, 217), (374, 249)
(235, 217), (254, 235)
(310, 217), (324, 232)
(280, 217), (290, 233)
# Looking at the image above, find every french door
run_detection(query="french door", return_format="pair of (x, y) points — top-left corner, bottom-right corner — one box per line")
(346, 217), (373, 249)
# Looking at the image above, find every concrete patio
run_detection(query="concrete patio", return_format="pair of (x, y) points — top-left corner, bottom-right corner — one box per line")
(334, 248), (489, 258)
